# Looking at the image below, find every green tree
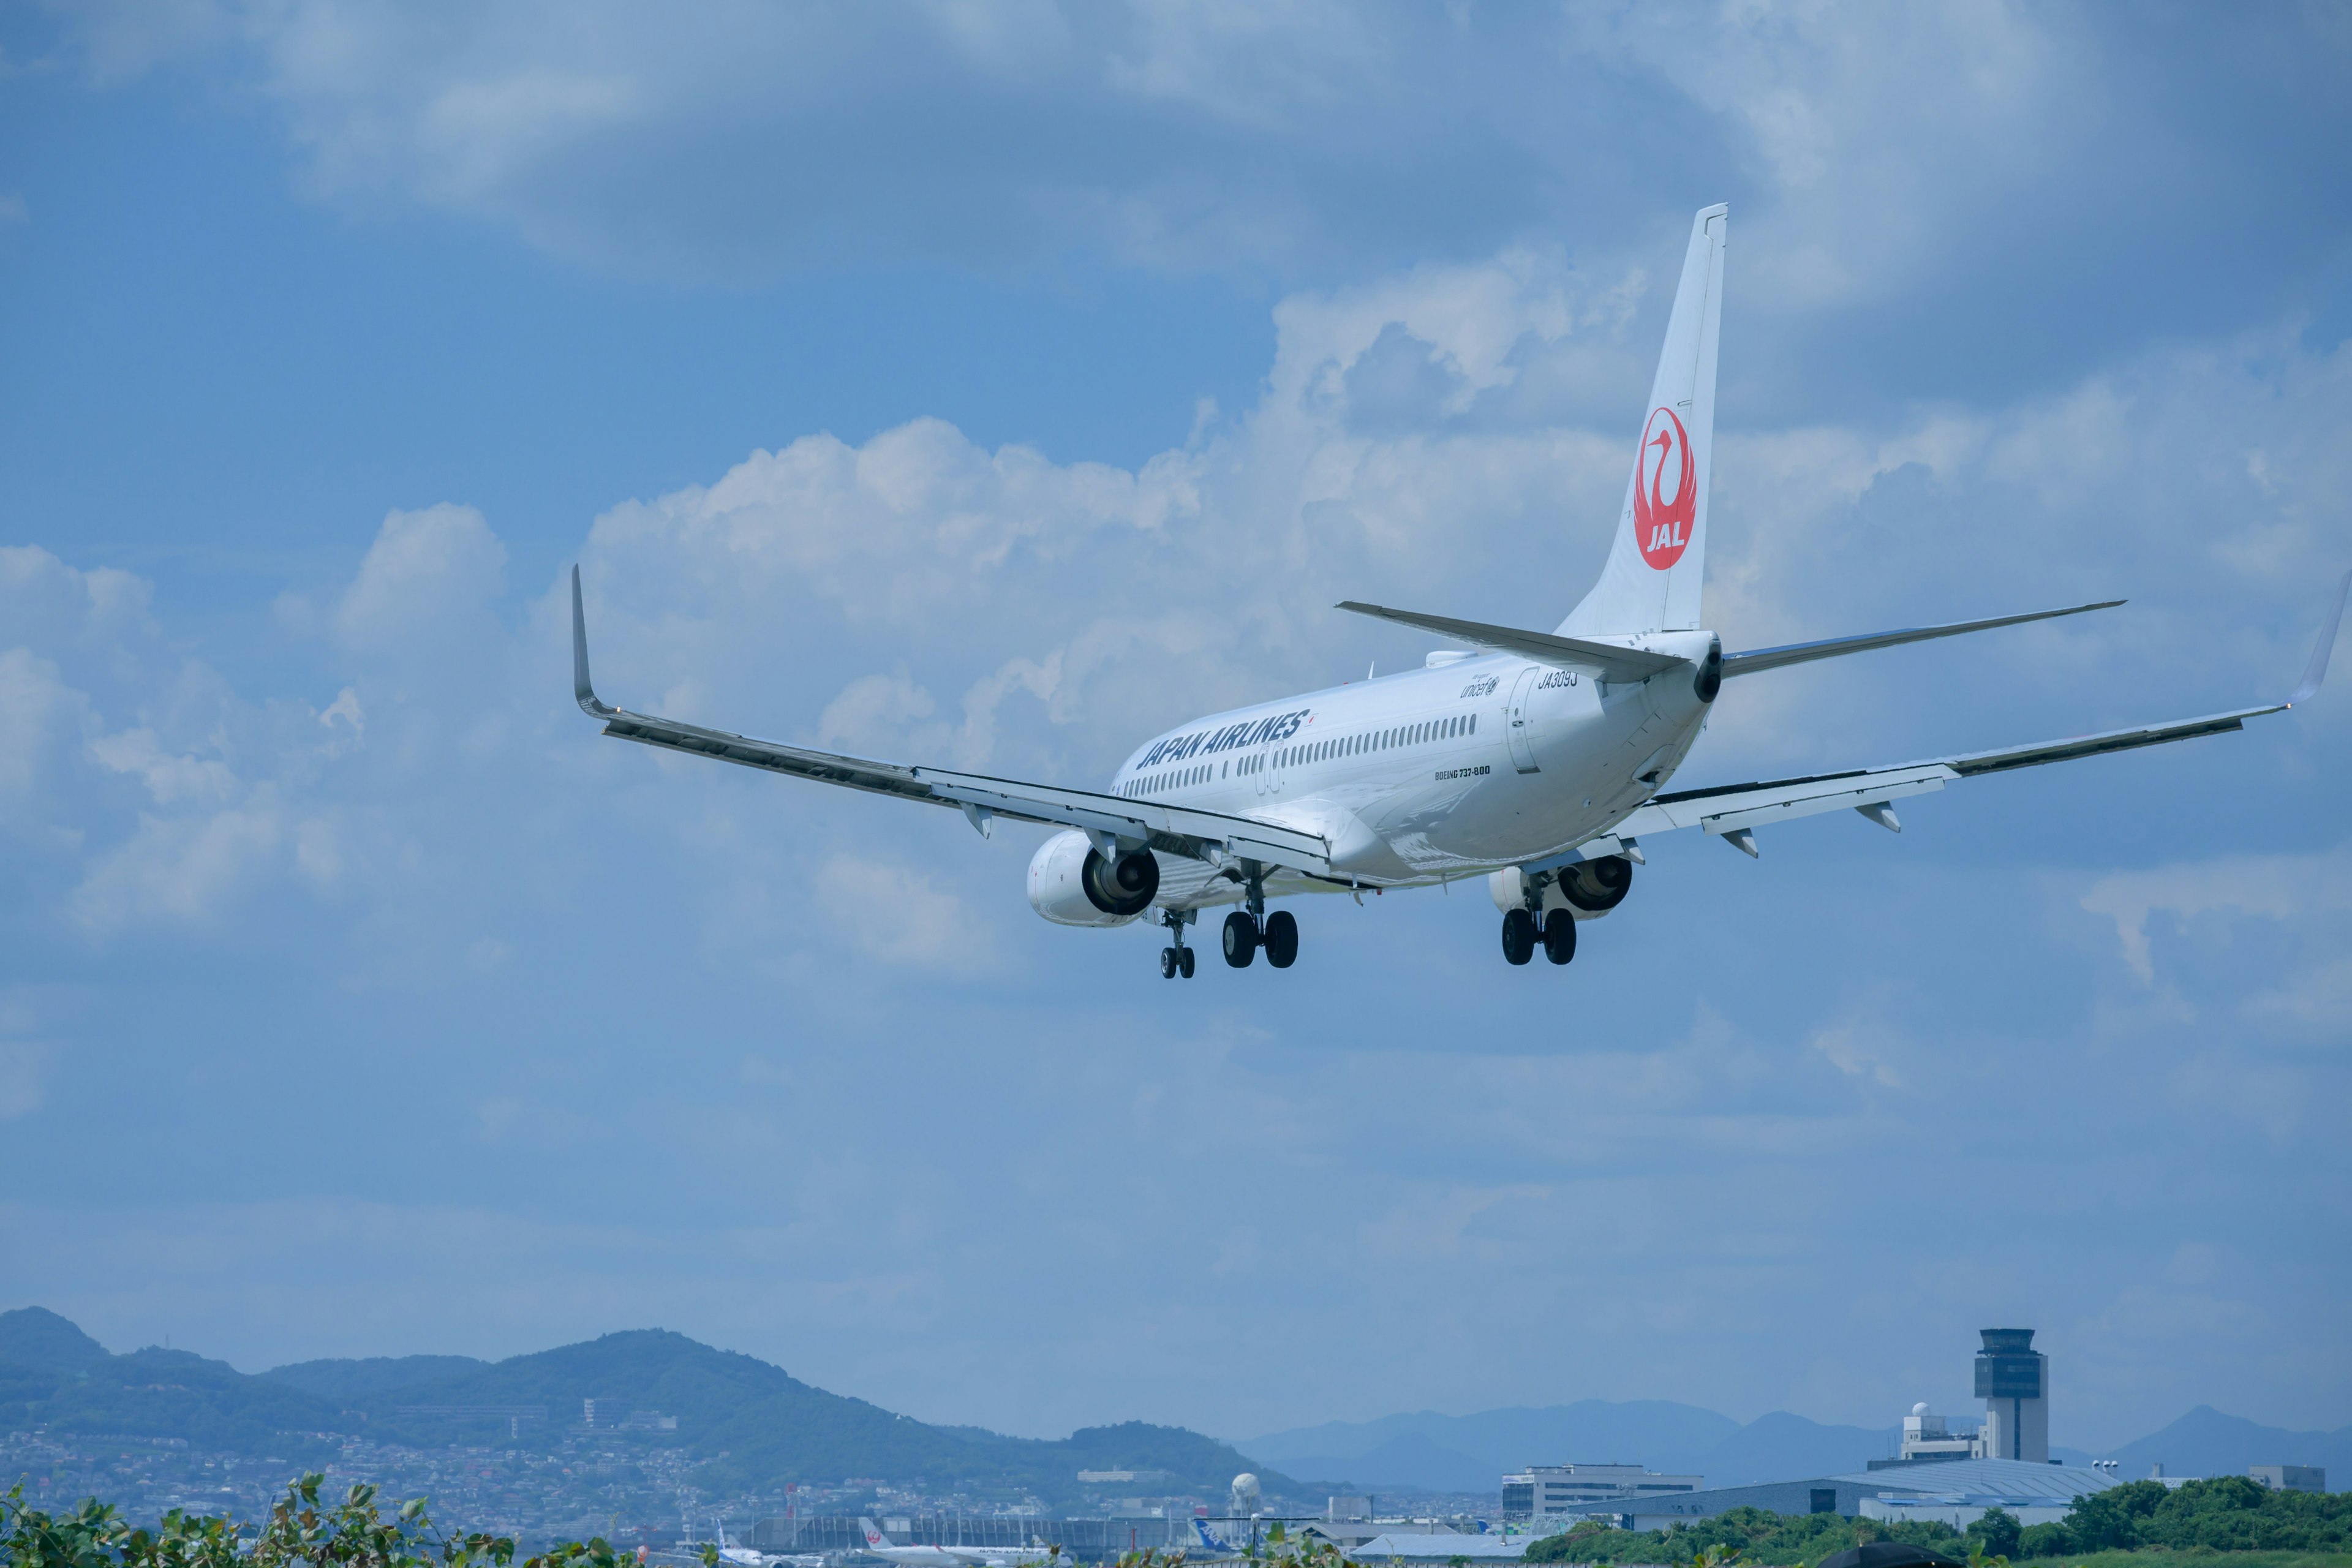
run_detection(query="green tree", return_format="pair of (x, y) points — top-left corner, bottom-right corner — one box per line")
(1965, 1507), (2019, 1562)
(1, 1474), (719, 1568)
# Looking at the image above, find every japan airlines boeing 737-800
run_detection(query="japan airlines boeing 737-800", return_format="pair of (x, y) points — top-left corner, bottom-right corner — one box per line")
(570, 204), (2345, 978)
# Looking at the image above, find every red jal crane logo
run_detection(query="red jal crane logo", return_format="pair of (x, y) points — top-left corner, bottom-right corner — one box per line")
(1634, 405), (1696, 570)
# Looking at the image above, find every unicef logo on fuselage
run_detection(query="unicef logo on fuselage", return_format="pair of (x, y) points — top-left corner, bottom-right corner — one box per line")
(1633, 405), (1696, 570)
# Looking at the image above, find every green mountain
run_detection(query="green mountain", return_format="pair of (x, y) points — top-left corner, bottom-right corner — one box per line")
(262, 1355), (491, 1402)
(0, 1309), (1289, 1507)
(0, 1306), (111, 1374)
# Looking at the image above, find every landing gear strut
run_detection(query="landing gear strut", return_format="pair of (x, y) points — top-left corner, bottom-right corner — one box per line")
(1158, 909), (1197, 979)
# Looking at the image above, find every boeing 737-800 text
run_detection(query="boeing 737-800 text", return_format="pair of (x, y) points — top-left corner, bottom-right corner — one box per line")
(570, 205), (2345, 977)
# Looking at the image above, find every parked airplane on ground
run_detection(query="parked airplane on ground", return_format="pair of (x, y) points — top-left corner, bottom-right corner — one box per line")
(570, 204), (2345, 978)
(714, 1519), (764, 1568)
(1192, 1521), (1240, 1557)
(854, 1520), (1054, 1568)
(713, 1518), (815, 1568)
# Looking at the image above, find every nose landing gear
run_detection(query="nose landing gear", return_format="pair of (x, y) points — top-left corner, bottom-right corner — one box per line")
(1158, 908), (1197, 979)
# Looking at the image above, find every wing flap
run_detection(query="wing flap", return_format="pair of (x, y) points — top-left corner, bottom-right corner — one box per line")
(1618, 705), (2285, 847)
(1618, 764), (1954, 839)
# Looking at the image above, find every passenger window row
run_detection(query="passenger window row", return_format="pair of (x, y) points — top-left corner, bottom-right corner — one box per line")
(1121, 712), (1477, 797)
(1278, 710), (1476, 768)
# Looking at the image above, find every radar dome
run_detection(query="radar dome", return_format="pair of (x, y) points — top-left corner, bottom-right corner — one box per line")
(1912, 1402), (1932, 1416)
(1231, 1474), (1262, 1513)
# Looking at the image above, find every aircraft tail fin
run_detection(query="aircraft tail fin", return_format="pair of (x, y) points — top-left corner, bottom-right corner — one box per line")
(1193, 1521), (1234, 1554)
(861, 1520), (892, 1549)
(1561, 204), (1727, 638)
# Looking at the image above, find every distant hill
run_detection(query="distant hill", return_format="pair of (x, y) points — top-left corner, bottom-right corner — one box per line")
(1691, 1411), (1898, 1487)
(0, 1306), (112, 1374)
(262, 1354), (489, 1401)
(2105, 1406), (2352, 1482)
(1244, 1400), (1743, 1484)
(29, 1345), (345, 1463)
(1267, 1431), (1500, 1493)
(0, 1309), (1290, 1507)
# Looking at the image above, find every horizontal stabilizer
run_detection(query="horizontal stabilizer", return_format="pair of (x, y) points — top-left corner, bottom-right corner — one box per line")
(1335, 601), (1685, 681)
(1722, 600), (2122, 677)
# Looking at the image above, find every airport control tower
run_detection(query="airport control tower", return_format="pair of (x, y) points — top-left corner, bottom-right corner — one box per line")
(1975, 1328), (2049, 1461)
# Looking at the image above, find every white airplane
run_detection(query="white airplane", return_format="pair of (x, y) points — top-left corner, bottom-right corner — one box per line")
(853, 1520), (1054, 1568)
(570, 203), (2346, 978)
(712, 1518), (782, 1568)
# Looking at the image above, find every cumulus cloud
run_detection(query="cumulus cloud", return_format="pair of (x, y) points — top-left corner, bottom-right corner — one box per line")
(812, 853), (996, 974)
(2079, 846), (2352, 986)
(59, 2), (2352, 416)
(336, 503), (508, 652)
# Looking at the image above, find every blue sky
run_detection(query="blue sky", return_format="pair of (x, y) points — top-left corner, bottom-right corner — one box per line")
(2, 2), (2348, 1457)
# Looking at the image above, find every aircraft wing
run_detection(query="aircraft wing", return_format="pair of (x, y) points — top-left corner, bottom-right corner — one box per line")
(570, 570), (1335, 879)
(1612, 705), (2288, 854)
(1616, 568), (2345, 855)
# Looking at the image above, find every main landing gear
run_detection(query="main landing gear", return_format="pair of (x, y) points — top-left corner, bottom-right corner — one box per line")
(1501, 873), (1578, 968)
(1219, 865), (1299, 970)
(1158, 909), (1197, 979)
(1221, 909), (1299, 968)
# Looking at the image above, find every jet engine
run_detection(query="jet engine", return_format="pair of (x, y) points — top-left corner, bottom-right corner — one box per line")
(1488, 853), (1634, 921)
(1027, 829), (1162, 927)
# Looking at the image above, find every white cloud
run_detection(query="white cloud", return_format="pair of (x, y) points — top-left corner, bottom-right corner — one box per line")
(2079, 846), (2352, 986)
(66, 0), (2352, 355)
(336, 503), (508, 651)
(811, 853), (995, 974)
(67, 799), (287, 932)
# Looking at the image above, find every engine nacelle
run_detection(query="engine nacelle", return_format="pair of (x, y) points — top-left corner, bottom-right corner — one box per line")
(1488, 854), (1635, 921)
(1027, 829), (1162, 927)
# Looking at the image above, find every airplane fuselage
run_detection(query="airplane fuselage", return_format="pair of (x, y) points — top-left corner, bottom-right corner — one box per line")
(1109, 631), (1714, 906)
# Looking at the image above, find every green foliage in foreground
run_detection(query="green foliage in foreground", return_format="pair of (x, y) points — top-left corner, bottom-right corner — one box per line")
(1523, 1481), (2352, 1567)
(1523, 1506), (1969, 1566)
(2025, 1480), (2352, 1556)
(0, 1474), (710, 1568)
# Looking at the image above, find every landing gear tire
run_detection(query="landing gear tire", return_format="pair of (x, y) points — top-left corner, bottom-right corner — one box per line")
(1160, 948), (1179, 979)
(1178, 946), (1196, 979)
(1263, 909), (1298, 968)
(1222, 910), (1258, 968)
(1501, 907), (1536, 966)
(1542, 908), (1578, 966)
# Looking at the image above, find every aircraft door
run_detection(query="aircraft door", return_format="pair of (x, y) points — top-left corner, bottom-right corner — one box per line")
(1504, 665), (1542, 773)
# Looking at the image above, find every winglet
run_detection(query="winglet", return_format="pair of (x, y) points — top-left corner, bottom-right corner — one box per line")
(2286, 569), (2348, 707)
(571, 565), (617, 718)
